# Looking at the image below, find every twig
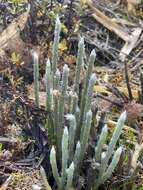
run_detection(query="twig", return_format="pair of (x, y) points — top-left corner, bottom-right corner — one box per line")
(124, 62), (133, 100)
(140, 72), (143, 104)
(67, 0), (74, 32)
(94, 93), (123, 107)
(87, 0), (142, 62)
(103, 82), (129, 102)
(87, 0), (131, 42)
(0, 137), (17, 143)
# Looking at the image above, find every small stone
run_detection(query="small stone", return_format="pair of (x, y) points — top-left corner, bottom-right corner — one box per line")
(32, 184), (42, 190)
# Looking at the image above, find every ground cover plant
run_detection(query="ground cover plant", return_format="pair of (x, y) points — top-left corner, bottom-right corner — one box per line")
(0, 0), (143, 190)
(32, 16), (127, 189)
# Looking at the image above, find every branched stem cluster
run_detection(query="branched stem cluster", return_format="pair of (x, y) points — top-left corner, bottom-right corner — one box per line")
(32, 16), (126, 190)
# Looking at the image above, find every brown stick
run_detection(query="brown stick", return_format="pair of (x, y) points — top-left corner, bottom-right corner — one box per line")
(87, 0), (131, 42)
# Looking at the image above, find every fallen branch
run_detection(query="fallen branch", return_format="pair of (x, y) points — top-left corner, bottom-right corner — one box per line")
(0, 9), (29, 50)
(87, 0), (142, 61)
(87, 0), (131, 42)
(0, 137), (17, 143)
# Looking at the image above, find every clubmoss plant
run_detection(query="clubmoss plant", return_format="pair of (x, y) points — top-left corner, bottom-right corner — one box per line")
(33, 51), (39, 108)
(33, 16), (127, 190)
(95, 111), (126, 188)
(58, 64), (69, 149)
(52, 15), (61, 78)
(95, 125), (108, 162)
(74, 37), (85, 95)
(100, 146), (122, 184)
(61, 126), (69, 188)
(50, 146), (61, 188)
(66, 162), (74, 190)
(45, 59), (52, 111)
(50, 127), (76, 190)
(67, 114), (76, 163)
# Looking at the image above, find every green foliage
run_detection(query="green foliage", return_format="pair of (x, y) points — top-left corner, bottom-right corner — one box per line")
(10, 52), (21, 65)
(95, 112), (126, 188)
(0, 144), (3, 152)
(138, 186), (143, 190)
(8, 0), (27, 14)
(33, 16), (127, 190)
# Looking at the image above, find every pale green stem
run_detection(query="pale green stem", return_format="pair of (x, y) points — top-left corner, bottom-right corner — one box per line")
(58, 65), (69, 154)
(80, 110), (92, 163)
(71, 92), (78, 114)
(80, 49), (96, 124)
(73, 141), (81, 168)
(66, 162), (74, 190)
(80, 74), (96, 139)
(52, 15), (61, 75)
(98, 111), (126, 179)
(33, 52), (39, 107)
(61, 127), (69, 188)
(67, 114), (76, 162)
(54, 69), (61, 90)
(95, 125), (108, 162)
(74, 37), (85, 95)
(50, 146), (61, 187)
(45, 59), (52, 111)
(97, 147), (122, 187)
